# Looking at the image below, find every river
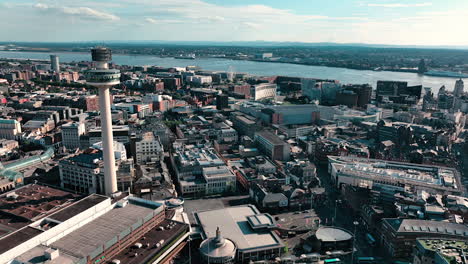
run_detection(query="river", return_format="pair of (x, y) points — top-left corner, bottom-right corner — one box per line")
(1, 50), (465, 92)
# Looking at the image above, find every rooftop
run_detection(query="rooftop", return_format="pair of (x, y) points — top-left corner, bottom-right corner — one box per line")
(50, 202), (155, 258)
(255, 130), (286, 145)
(0, 184), (79, 226)
(48, 194), (108, 222)
(384, 218), (468, 236)
(418, 238), (468, 264)
(111, 219), (189, 264)
(315, 227), (353, 242)
(194, 205), (284, 253)
(329, 156), (463, 193)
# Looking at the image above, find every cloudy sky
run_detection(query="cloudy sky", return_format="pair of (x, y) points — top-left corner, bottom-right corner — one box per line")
(0, 0), (467, 45)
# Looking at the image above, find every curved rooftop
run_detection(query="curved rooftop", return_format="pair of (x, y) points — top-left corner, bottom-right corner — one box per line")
(315, 226), (353, 242)
(199, 227), (236, 259)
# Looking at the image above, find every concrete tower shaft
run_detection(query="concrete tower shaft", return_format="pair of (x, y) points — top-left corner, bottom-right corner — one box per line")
(85, 47), (121, 195)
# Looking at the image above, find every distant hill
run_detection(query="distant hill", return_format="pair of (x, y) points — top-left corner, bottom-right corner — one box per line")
(1, 41), (468, 50)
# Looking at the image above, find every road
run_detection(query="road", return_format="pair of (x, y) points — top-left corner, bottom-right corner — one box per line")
(315, 167), (390, 264)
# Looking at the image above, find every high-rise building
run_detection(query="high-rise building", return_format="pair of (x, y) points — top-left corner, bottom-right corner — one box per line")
(376, 81), (422, 104)
(454, 78), (464, 97)
(85, 47), (121, 195)
(216, 93), (229, 110)
(418, 58), (427, 73)
(301, 78), (320, 101)
(376, 81), (407, 99)
(50, 55), (60, 72)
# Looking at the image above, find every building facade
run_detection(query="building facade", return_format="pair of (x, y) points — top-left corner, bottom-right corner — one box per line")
(61, 121), (86, 149)
(0, 119), (21, 140)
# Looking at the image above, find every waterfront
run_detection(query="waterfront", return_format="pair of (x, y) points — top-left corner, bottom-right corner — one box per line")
(1, 50), (466, 92)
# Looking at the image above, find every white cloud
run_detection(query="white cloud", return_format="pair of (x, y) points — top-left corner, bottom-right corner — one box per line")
(367, 2), (432, 8)
(33, 3), (120, 21)
(242, 22), (261, 30)
(0, 0), (466, 45)
(145, 18), (158, 24)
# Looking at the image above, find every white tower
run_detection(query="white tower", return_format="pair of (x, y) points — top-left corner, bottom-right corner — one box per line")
(50, 55), (60, 72)
(85, 47), (121, 195)
(454, 79), (464, 97)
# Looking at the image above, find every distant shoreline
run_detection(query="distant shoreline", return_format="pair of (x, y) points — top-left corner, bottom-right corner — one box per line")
(0, 49), (425, 76)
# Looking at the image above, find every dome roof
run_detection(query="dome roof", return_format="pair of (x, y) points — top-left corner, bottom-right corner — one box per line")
(290, 188), (306, 198)
(315, 226), (353, 242)
(200, 227), (237, 258)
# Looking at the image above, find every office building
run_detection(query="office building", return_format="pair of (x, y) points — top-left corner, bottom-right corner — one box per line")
(186, 75), (212, 85)
(134, 132), (164, 164)
(251, 83), (276, 101)
(202, 166), (237, 195)
(88, 125), (130, 145)
(0, 184), (189, 264)
(301, 78), (320, 101)
(339, 84), (372, 108)
(376, 81), (422, 104)
(231, 112), (258, 138)
(50, 55), (60, 72)
(195, 205), (284, 263)
(254, 130), (290, 161)
(320, 82), (342, 105)
(92, 140), (128, 161)
(61, 121), (86, 149)
(171, 144), (234, 196)
(0, 119), (21, 140)
(59, 148), (133, 194)
(216, 94), (229, 110)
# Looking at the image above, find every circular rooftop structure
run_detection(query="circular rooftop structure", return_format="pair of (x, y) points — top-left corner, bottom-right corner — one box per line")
(86, 47), (120, 87)
(315, 226), (353, 243)
(199, 227), (237, 264)
(85, 69), (120, 86)
(165, 197), (184, 208)
(91, 47), (112, 62)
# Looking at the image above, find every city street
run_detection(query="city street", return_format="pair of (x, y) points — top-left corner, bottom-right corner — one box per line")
(315, 167), (390, 264)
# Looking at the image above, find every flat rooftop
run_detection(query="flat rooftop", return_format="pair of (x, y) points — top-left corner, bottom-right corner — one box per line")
(384, 219), (468, 236)
(195, 205), (284, 253)
(418, 238), (468, 264)
(0, 227), (43, 255)
(111, 219), (189, 264)
(0, 184), (79, 238)
(329, 156), (463, 193)
(51, 203), (156, 258)
(256, 130), (285, 145)
(48, 194), (108, 222)
(0, 184), (78, 221)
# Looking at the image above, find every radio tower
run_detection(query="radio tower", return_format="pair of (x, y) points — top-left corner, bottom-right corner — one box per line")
(85, 47), (121, 195)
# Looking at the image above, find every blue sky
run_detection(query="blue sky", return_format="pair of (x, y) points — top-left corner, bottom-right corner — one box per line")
(0, 0), (467, 45)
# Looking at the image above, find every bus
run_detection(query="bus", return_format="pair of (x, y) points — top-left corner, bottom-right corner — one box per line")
(366, 233), (376, 246)
(324, 258), (342, 264)
(357, 257), (377, 263)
